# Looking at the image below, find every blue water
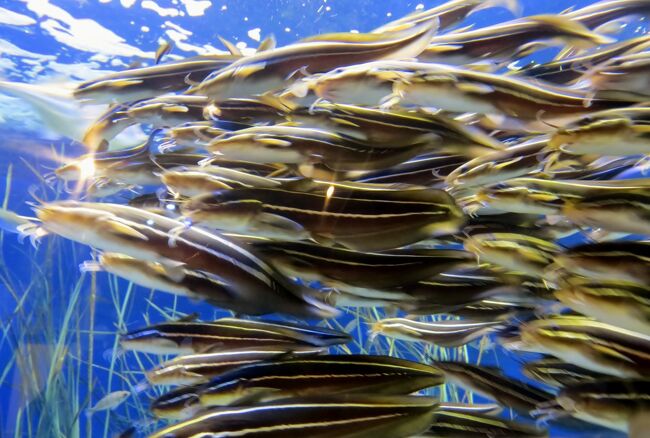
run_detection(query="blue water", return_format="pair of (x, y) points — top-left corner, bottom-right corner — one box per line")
(0, 1), (640, 437)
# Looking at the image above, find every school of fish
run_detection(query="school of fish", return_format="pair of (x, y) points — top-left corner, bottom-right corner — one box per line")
(9, 0), (650, 436)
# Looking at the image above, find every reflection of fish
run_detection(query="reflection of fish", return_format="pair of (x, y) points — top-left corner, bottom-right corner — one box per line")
(148, 395), (439, 438)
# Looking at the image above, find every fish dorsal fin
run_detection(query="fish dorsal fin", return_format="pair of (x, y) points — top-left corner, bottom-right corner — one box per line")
(219, 36), (243, 56)
(175, 312), (200, 323)
(155, 39), (173, 64)
(257, 35), (277, 52)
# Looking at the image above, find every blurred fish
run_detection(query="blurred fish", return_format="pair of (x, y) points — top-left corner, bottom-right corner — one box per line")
(356, 154), (466, 186)
(552, 241), (650, 285)
(288, 103), (503, 154)
(147, 345), (323, 386)
(467, 186), (565, 216)
(446, 137), (548, 190)
(373, 0), (521, 33)
(541, 378), (650, 434)
(433, 361), (553, 414)
(188, 20), (437, 101)
(74, 54), (239, 104)
(120, 317), (350, 355)
(515, 34), (650, 85)
(420, 13), (614, 66)
(555, 280), (650, 335)
(34, 202), (334, 317)
(86, 390), (130, 415)
(152, 355), (443, 418)
(521, 315), (650, 377)
(548, 107), (650, 156)
(371, 317), (505, 347)
(523, 357), (609, 388)
(148, 394), (439, 438)
(562, 193), (650, 235)
(206, 125), (432, 174)
(419, 410), (548, 437)
(0, 80), (145, 147)
(253, 240), (471, 295)
(182, 184), (464, 251)
(463, 232), (559, 277)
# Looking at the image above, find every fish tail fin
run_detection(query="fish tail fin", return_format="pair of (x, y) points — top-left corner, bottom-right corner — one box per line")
(470, 0), (522, 17)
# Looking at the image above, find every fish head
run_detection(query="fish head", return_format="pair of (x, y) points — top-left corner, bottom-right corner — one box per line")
(181, 193), (262, 231)
(548, 118), (633, 153)
(306, 66), (395, 106)
(55, 155), (99, 182)
(35, 204), (111, 244)
(208, 131), (301, 163)
(119, 328), (186, 355)
(198, 379), (254, 406)
(151, 389), (201, 420)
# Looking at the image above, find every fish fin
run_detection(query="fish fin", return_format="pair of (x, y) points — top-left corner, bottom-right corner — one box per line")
(256, 35), (277, 52)
(424, 43), (464, 54)
(629, 409), (650, 438)
(255, 212), (306, 234)
(469, 0), (522, 17)
(493, 156), (523, 170)
(527, 15), (615, 46)
(233, 62), (267, 78)
(104, 219), (149, 241)
(218, 36), (243, 56)
(107, 79), (143, 88)
(162, 105), (189, 113)
(456, 82), (494, 94)
(158, 262), (187, 282)
(254, 136), (292, 147)
(176, 312), (200, 323)
(594, 17), (637, 36)
(155, 40), (173, 64)
(329, 117), (361, 129)
(257, 92), (297, 112)
(286, 80), (310, 98)
(591, 344), (636, 363)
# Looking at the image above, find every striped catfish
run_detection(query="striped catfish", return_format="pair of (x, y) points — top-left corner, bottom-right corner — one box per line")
(182, 184), (464, 251)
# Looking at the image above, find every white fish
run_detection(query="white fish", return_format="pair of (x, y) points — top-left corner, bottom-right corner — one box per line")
(86, 390), (130, 415)
(0, 80), (145, 149)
